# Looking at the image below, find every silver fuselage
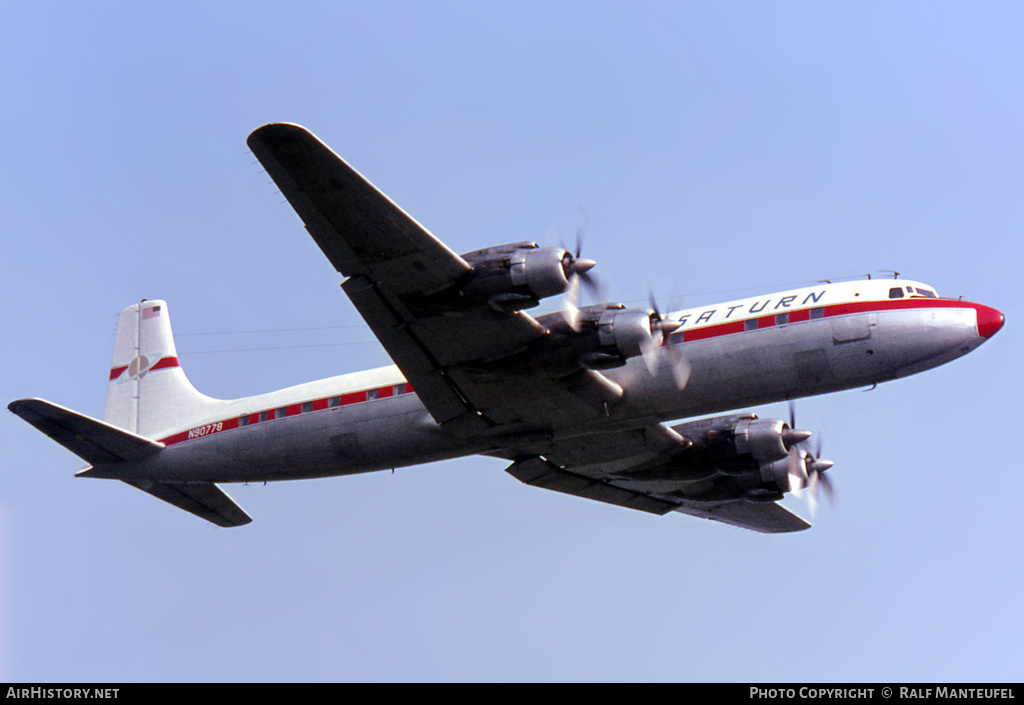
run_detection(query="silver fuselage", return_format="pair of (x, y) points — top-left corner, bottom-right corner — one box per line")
(84, 280), (1000, 485)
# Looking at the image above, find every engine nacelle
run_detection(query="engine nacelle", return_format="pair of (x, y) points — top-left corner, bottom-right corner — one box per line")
(509, 246), (573, 300)
(595, 308), (655, 359)
(732, 418), (790, 465)
(617, 414), (829, 502)
(669, 413), (808, 476)
(459, 241), (578, 310)
(570, 304), (660, 368)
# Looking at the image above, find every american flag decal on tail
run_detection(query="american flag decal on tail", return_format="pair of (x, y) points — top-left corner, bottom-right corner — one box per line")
(142, 305), (161, 319)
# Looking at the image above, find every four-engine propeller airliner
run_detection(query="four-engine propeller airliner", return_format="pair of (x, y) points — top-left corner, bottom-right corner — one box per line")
(9, 123), (1005, 532)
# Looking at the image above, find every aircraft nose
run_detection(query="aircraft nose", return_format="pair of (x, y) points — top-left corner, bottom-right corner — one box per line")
(976, 304), (1005, 339)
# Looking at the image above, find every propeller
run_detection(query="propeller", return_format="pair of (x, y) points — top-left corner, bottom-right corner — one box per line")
(640, 289), (690, 389)
(804, 436), (836, 514)
(560, 226), (601, 331)
(784, 401), (836, 514)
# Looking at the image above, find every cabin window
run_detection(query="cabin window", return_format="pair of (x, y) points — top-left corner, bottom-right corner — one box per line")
(810, 307), (825, 319)
(776, 313), (789, 325)
(744, 319), (758, 331)
(889, 287), (904, 299)
(367, 388), (379, 401)
(393, 383), (407, 395)
(259, 410), (269, 423)
(239, 415), (249, 427)
(275, 407), (288, 419)
(301, 401), (313, 414)
(328, 396), (341, 408)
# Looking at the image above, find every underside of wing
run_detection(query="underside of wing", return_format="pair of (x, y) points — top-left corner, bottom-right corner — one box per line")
(340, 273), (556, 431)
(500, 411), (824, 533)
(506, 456), (678, 515)
(247, 123), (471, 294)
(504, 454), (809, 533)
(673, 501), (809, 533)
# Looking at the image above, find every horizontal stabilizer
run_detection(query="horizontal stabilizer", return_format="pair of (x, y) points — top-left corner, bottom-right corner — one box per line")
(124, 480), (252, 527)
(9, 398), (164, 465)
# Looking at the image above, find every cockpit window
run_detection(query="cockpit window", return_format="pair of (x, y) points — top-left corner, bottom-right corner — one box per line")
(909, 286), (937, 298)
(889, 287), (904, 299)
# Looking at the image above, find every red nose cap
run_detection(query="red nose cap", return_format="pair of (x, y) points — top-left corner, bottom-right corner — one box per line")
(976, 305), (1005, 339)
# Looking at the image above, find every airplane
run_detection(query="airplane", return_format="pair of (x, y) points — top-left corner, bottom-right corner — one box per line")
(8, 123), (1005, 533)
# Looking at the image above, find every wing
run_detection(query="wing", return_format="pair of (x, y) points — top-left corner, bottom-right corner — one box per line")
(248, 123), (621, 435)
(501, 416), (811, 533)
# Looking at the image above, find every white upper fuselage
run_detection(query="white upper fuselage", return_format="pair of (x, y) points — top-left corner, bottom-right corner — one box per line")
(667, 278), (938, 333)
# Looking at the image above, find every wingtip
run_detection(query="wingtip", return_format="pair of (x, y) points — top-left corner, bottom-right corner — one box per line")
(9, 397), (53, 420)
(247, 122), (312, 147)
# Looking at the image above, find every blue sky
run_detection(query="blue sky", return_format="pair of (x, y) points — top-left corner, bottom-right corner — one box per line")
(2, 1), (1021, 682)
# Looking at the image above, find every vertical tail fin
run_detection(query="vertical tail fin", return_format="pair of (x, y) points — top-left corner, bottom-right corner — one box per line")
(104, 301), (222, 438)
